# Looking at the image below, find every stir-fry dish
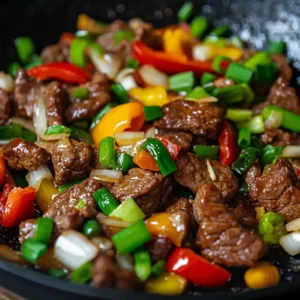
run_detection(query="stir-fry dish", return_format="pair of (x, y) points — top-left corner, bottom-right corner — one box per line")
(1, 3), (300, 295)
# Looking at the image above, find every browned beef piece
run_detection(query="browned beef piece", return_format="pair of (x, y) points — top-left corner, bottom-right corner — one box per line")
(3, 138), (50, 171)
(213, 78), (235, 88)
(260, 129), (300, 146)
(40, 43), (69, 63)
(253, 77), (300, 115)
(65, 73), (110, 122)
(174, 152), (238, 201)
(155, 129), (193, 150)
(0, 89), (11, 124)
(271, 54), (292, 82)
(134, 22), (163, 50)
(293, 159), (300, 181)
(154, 100), (225, 139)
(194, 184), (266, 267)
(50, 139), (96, 185)
(19, 219), (36, 244)
(92, 254), (137, 289)
(44, 81), (68, 126)
(14, 69), (41, 118)
(245, 163), (262, 187)
(109, 168), (173, 215)
(147, 237), (173, 263)
(96, 213), (128, 238)
(44, 178), (101, 233)
(248, 159), (300, 222)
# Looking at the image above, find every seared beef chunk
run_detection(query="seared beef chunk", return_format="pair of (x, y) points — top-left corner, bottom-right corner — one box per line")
(194, 184), (266, 267)
(50, 139), (96, 185)
(0, 89), (11, 124)
(174, 152), (238, 201)
(245, 163), (261, 187)
(19, 219), (36, 244)
(44, 178), (101, 233)
(14, 69), (41, 118)
(109, 168), (173, 215)
(293, 159), (300, 181)
(260, 129), (300, 146)
(44, 81), (68, 126)
(155, 129), (193, 150)
(154, 100), (225, 139)
(248, 159), (300, 222)
(135, 22), (163, 50)
(147, 237), (173, 263)
(40, 43), (69, 63)
(65, 73), (110, 122)
(3, 138), (50, 171)
(92, 254), (137, 289)
(271, 54), (292, 82)
(96, 213), (127, 238)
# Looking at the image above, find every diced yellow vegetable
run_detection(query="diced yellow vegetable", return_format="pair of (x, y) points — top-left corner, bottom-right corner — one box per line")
(129, 86), (170, 107)
(215, 46), (243, 61)
(145, 272), (187, 295)
(36, 178), (59, 212)
(244, 261), (280, 290)
(77, 14), (106, 34)
(163, 28), (189, 59)
(255, 207), (265, 221)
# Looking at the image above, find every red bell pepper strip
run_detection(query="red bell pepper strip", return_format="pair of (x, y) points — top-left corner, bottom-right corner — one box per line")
(156, 136), (181, 160)
(167, 248), (231, 288)
(1, 187), (36, 227)
(133, 41), (214, 77)
(27, 62), (91, 84)
(59, 32), (75, 46)
(0, 157), (6, 186)
(0, 184), (15, 222)
(219, 121), (239, 167)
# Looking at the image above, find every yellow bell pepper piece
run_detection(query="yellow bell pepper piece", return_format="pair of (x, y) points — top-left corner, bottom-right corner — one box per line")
(244, 261), (280, 290)
(91, 102), (145, 147)
(77, 14), (106, 34)
(215, 46), (243, 61)
(129, 86), (169, 107)
(163, 28), (189, 59)
(255, 207), (265, 221)
(145, 272), (187, 295)
(36, 178), (58, 213)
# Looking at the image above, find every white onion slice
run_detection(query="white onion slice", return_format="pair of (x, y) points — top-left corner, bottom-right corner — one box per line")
(281, 146), (300, 158)
(264, 110), (282, 130)
(192, 44), (215, 61)
(26, 165), (53, 191)
(90, 169), (123, 183)
(54, 230), (99, 270)
(185, 96), (218, 103)
(0, 140), (12, 145)
(286, 218), (300, 232)
(279, 232), (300, 256)
(99, 216), (131, 228)
(117, 139), (146, 157)
(138, 65), (169, 89)
(116, 68), (137, 91)
(145, 127), (156, 138)
(91, 236), (114, 252)
(89, 50), (122, 80)
(116, 254), (134, 271)
(114, 131), (145, 146)
(207, 160), (217, 181)
(0, 72), (14, 92)
(10, 117), (36, 132)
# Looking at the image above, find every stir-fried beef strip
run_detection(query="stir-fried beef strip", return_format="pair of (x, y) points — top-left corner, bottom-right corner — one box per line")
(260, 129), (300, 146)
(40, 43), (70, 63)
(0, 89), (12, 125)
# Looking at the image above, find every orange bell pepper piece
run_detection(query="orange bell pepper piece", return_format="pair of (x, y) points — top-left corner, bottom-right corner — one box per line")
(59, 32), (75, 46)
(0, 184), (14, 222)
(156, 136), (181, 160)
(133, 150), (159, 171)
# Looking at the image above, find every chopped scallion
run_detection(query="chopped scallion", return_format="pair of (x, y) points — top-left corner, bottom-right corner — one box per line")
(268, 41), (286, 54)
(125, 58), (140, 69)
(238, 128), (251, 149)
(70, 261), (92, 284)
(45, 125), (71, 135)
(177, 2), (194, 22)
(72, 87), (89, 100)
(170, 71), (195, 92)
(99, 136), (116, 168)
(225, 63), (253, 83)
(212, 84), (244, 104)
(93, 187), (119, 215)
(193, 145), (220, 160)
(201, 72), (217, 86)
(110, 83), (129, 104)
(116, 153), (135, 174)
(70, 38), (90, 67)
(226, 109), (253, 122)
(256, 63), (278, 85)
(144, 106), (163, 122)
(190, 17), (208, 38)
(237, 115), (265, 134)
(151, 260), (166, 277)
(134, 248), (152, 281)
(34, 217), (53, 245)
(90, 103), (115, 130)
(114, 30), (134, 45)
(21, 238), (48, 264)
(212, 55), (231, 73)
(14, 36), (35, 63)
(82, 219), (101, 238)
(209, 25), (230, 37)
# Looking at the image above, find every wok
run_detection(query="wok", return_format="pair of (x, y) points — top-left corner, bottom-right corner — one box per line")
(1, 0), (300, 299)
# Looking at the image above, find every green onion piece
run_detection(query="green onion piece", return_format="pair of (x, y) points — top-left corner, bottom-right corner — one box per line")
(251, 135), (265, 152)
(268, 41), (286, 54)
(231, 36), (244, 48)
(93, 187), (119, 215)
(11, 123), (22, 138)
(114, 30), (134, 45)
(70, 38), (90, 67)
(193, 145), (220, 160)
(88, 42), (105, 54)
(75, 199), (86, 210)
(212, 56), (231, 73)
(75, 30), (96, 40)
(22, 128), (37, 142)
(260, 144), (284, 168)
(140, 139), (177, 177)
(226, 109), (253, 122)
(187, 86), (212, 100)
(14, 36), (35, 63)
(8, 62), (21, 77)
(72, 87), (89, 100)
(256, 63), (278, 85)
(203, 36), (227, 48)
(209, 25), (230, 37)
(144, 106), (163, 122)
(116, 153), (135, 174)
(25, 55), (43, 70)
(201, 72), (217, 86)
(109, 198), (145, 223)
(239, 180), (249, 195)
(190, 17), (208, 38)
(58, 180), (82, 192)
(240, 83), (255, 107)
(125, 58), (140, 69)
(21, 238), (48, 264)
(238, 128), (251, 149)
(99, 136), (116, 168)
(45, 125), (71, 135)
(225, 63), (253, 83)
(70, 261), (92, 284)
(48, 268), (68, 278)
(169, 71), (195, 92)
(72, 121), (89, 130)
(237, 115), (265, 134)
(134, 248), (152, 282)
(70, 126), (93, 144)
(212, 84), (244, 104)
(0, 125), (13, 139)
(232, 147), (260, 176)
(12, 172), (28, 188)
(244, 52), (272, 71)
(90, 103), (115, 130)
(111, 220), (152, 255)
(82, 219), (101, 238)
(34, 217), (53, 245)
(177, 2), (193, 22)
(151, 260), (166, 277)
(110, 83), (129, 104)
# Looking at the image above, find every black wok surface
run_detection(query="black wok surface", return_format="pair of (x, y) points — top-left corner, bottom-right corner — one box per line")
(1, 0), (300, 298)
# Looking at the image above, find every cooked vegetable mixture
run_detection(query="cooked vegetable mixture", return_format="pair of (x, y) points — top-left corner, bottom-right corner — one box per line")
(1, 3), (300, 294)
